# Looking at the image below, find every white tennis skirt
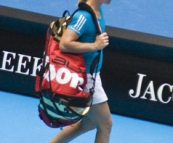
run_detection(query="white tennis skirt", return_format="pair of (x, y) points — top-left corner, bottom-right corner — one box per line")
(84, 72), (108, 105)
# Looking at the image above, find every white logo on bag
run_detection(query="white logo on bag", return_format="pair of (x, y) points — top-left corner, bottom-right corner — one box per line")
(43, 64), (84, 89)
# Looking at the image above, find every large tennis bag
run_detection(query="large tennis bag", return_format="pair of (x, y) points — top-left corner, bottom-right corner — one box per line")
(35, 3), (101, 128)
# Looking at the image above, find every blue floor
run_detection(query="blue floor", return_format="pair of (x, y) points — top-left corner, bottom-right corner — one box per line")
(0, 90), (173, 143)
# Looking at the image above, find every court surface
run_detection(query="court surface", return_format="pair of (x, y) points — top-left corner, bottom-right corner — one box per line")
(0, 90), (173, 143)
(0, 0), (173, 143)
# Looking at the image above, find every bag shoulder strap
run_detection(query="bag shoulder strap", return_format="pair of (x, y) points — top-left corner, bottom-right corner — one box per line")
(78, 3), (102, 92)
(78, 3), (102, 35)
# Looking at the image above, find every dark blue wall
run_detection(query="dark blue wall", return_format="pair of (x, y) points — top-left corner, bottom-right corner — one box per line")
(0, 4), (173, 126)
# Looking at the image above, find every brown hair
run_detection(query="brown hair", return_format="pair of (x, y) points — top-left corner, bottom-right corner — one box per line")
(78, 0), (87, 5)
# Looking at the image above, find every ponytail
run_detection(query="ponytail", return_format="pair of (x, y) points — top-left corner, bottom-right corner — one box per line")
(77, 0), (87, 5)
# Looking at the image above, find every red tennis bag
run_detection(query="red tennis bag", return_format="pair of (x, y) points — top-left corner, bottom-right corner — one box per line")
(35, 3), (101, 128)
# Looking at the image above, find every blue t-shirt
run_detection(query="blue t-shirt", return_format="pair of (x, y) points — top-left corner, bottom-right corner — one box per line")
(67, 8), (105, 73)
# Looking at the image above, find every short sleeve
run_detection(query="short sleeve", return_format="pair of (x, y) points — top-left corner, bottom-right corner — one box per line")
(67, 10), (92, 36)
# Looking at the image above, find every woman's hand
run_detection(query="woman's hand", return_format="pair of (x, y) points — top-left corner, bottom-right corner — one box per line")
(94, 32), (109, 50)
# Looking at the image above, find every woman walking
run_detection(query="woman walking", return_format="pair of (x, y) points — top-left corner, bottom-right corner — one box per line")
(49, 0), (112, 142)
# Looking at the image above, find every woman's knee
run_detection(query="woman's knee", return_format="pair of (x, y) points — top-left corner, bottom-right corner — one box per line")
(97, 116), (112, 133)
(89, 102), (112, 131)
(105, 117), (113, 132)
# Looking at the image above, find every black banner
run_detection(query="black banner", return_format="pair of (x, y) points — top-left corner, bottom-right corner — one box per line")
(102, 47), (173, 125)
(1, 5), (173, 126)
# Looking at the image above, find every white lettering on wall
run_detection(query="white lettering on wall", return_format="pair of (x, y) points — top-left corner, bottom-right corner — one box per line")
(31, 57), (42, 76)
(0, 51), (16, 72)
(0, 50), (41, 76)
(15, 54), (31, 75)
(129, 73), (173, 104)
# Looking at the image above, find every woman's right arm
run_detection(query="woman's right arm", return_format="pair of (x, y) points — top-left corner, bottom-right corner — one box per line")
(59, 28), (109, 53)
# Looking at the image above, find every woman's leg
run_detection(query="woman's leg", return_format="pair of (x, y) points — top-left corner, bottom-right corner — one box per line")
(49, 101), (112, 143)
(49, 115), (96, 143)
(88, 101), (112, 143)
